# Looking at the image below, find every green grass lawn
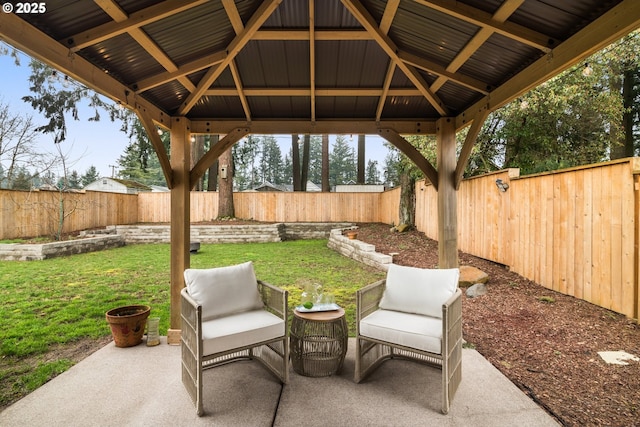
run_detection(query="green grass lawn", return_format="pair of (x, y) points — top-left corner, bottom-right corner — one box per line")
(0, 239), (384, 407)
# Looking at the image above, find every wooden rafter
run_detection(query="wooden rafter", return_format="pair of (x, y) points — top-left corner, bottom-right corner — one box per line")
(253, 29), (373, 41)
(399, 51), (490, 94)
(204, 88), (422, 97)
(429, 0), (523, 94)
(92, 0), (196, 93)
(342, 0), (449, 116)
(413, 0), (554, 52)
(177, 0), (282, 116)
(374, 0), (399, 121)
(309, 0), (316, 122)
(376, 62), (396, 122)
(67, 0), (208, 51)
(222, 0), (251, 121)
(455, 0), (640, 129)
(230, 60), (251, 121)
(135, 51), (226, 93)
(0, 10), (169, 126)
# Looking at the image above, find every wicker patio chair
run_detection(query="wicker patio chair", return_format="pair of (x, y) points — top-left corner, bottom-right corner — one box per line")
(180, 261), (289, 416)
(354, 264), (462, 414)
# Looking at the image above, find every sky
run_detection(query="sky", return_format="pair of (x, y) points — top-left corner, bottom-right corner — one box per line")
(0, 46), (391, 181)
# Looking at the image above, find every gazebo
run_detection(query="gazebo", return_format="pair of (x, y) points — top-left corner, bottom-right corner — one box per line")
(2, 0), (638, 343)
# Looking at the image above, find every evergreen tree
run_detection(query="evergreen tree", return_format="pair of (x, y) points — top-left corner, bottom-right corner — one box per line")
(117, 121), (167, 186)
(259, 135), (284, 184)
(10, 166), (32, 190)
(233, 136), (261, 191)
(67, 170), (82, 189)
(365, 160), (381, 184)
(329, 135), (356, 186)
(81, 166), (100, 187)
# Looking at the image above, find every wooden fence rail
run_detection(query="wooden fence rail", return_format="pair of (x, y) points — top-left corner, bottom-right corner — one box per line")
(2, 158), (639, 319)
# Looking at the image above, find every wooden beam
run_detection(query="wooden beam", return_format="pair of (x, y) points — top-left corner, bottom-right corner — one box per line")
(190, 128), (250, 188)
(430, 0), (523, 93)
(229, 60), (251, 120)
(204, 87), (422, 97)
(374, 0), (399, 120)
(379, 0), (400, 34)
(135, 51), (226, 93)
(177, 0), (282, 115)
(399, 51), (490, 95)
(309, 0), (316, 122)
(190, 119), (437, 135)
(455, 0), (640, 129)
(135, 108), (174, 188)
(436, 117), (458, 268)
(454, 104), (490, 189)
(376, 62), (396, 121)
(222, 0), (244, 34)
(377, 129), (439, 190)
(67, 0), (208, 51)
(93, 0), (196, 94)
(0, 11), (169, 127)
(168, 117), (191, 344)
(342, 0), (449, 116)
(253, 29), (373, 41)
(413, 0), (554, 52)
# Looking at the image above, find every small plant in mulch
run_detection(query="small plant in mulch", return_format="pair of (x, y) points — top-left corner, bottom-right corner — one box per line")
(537, 295), (556, 303)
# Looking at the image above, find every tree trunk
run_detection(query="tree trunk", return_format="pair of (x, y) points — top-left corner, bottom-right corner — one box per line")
(191, 135), (205, 191)
(622, 69), (636, 157)
(217, 147), (235, 218)
(292, 134), (301, 191)
(610, 71), (625, 159)
(207, 135), (219, 191)
(398, 168), (415, 226)
(322, 134), (330, 192)
(301, 134), (310, 191)
(357, 134), (365, 184)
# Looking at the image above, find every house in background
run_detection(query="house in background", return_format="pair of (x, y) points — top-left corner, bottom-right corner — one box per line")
(84, 178), (154, 194)
(245, 181), (321, 192)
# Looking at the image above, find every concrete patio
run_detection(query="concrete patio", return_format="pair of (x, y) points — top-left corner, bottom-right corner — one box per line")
(0, 337), (558, 427)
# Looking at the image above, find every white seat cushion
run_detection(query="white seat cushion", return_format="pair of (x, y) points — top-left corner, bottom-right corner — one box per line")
(184, 261), (264, 320)
(360, 309), (442, 354)
(202, 310), (285, 356)
(379, 264), (459, 319)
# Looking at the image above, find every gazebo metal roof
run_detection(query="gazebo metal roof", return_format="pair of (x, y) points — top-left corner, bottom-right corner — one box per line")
(2, 0), (637, 132)
(2, 0), (639, 339)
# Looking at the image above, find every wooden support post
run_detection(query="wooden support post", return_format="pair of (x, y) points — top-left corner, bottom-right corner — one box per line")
(168, 117), (191, 345)
(437, 117), (459, 268)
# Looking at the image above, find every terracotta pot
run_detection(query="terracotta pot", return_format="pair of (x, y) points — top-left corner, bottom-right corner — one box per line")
(345, 231), (358, 240)
(105, 305), (151, 348)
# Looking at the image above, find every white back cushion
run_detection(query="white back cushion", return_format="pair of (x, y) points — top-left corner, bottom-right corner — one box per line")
(378, 264), (459, 318)
(183, 261), (264, 320)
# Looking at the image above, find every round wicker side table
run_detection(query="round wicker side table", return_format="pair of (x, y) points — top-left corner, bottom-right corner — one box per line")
(290, 308), (348, 377)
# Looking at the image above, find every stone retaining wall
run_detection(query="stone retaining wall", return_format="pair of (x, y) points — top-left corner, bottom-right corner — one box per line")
(112, 223), (353, 244)
(327, 228), (392, 271)
(0, 235), (125, 261)
(1, 223), (354, 261)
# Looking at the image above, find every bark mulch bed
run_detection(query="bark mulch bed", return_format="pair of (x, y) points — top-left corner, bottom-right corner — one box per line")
(355, 222), (640, 427)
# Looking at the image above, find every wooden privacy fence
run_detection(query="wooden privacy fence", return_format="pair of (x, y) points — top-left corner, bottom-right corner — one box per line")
(0, 189), (138, 240)
(137, 190), (400, 224)
(2, 158), (639, 319)
(416, 158), (640, 320)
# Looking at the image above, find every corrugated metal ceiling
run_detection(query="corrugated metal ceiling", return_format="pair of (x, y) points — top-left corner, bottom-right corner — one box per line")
(2, 0), (632, 125)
